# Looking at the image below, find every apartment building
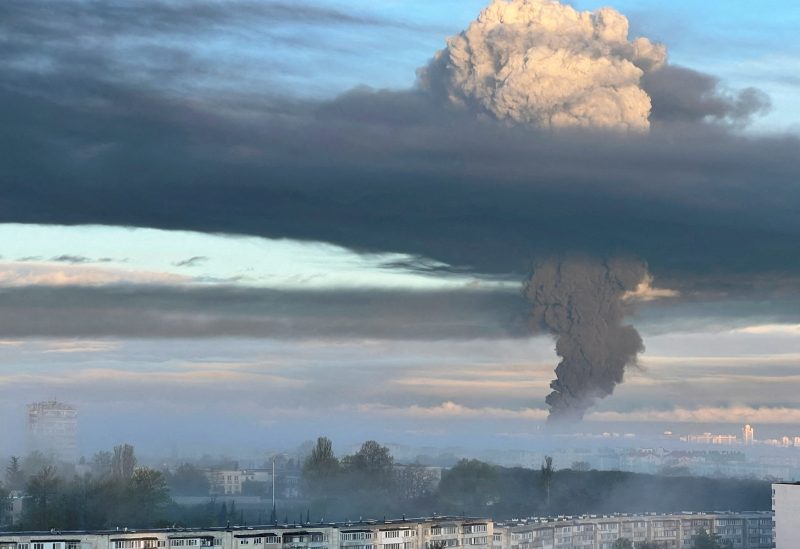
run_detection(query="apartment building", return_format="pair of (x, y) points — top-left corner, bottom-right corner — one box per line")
(0, 517), (492, 549)
(205, 470), (273, 496)
(1, 513), (774, 549)
(493, 511), (773, 549)
(27, 401), (78, 463)
(773, 482), (800, 549)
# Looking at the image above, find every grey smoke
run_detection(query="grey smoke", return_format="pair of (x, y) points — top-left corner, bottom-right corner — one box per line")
(524, 257), (647, 422)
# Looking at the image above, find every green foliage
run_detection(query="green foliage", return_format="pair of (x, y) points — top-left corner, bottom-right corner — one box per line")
(540, 456), (554, 508)
(90, 451), (113, 478)
(303, 437), (339, 484)
(128, 468), (170, 526)
(166, 463), (210, 496)
(611, 539), (633, 549)
(112, 444), (137, 481)
(23, 465), (61, 529)
(2, 439), (774, 529)
(439, 459), (499, 509)
(692, 529), (734, 549)
(0, 482), (9, 525)
(570, 461), (591, 472)
(343, 440), (394, 488)
(5, 456), (25, 491)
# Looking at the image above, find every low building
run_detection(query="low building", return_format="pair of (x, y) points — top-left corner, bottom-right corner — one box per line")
(205, 469), (273, 496)
(493, 511), (772, 549)
(0, 513), (772, 549)
(0, 517), (491, 549)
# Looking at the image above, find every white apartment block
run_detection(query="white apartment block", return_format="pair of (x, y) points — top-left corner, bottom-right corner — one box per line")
(492, 512), (773, 549)
(773, 482), (800, 548)
(205, 470), (273, 496)
(27, 401), (78, 463)
(0, 514), (774, 549)
(0, 517), (492, 549)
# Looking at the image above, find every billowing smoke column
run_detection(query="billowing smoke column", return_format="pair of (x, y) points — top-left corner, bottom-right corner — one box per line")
(524, 257), (648, 422)
(419, 0), (666, 130)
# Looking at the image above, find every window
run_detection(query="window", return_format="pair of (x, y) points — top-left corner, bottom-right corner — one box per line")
(342, 533), (373, 541)
(254, 540), (262, 545)
(34, 544), (44, 549)
(464, 525), (487, 534)
(385, 532), (400, 540)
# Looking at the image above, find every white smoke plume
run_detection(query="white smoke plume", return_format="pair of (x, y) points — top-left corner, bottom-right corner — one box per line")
(524, 257), (648, 422)
(419, 0), (666, 130)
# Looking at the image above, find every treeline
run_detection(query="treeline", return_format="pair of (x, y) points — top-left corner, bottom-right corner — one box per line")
(0, 444), (172, 530)
(0, 438), (772, 531)
(297, 438), (770, 522)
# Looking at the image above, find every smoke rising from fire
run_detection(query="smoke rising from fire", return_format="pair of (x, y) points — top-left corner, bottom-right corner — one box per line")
(419, 0), (666, 130)
(524, 257), (648, 422)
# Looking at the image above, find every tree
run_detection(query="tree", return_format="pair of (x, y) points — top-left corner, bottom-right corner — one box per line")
(5, 456), (25, 491)
(612, 539), (633, 549)
(0, 483), (8, 525)
(90, 451), (113, 478)
(692, 529), (733, 549)
(167, 463), (210, 496)
(128, 468), (170, 526)
(302, 437), (339, 484)
(346, 440), (394, 489)
(540, 456), (554, 509)
(112, 444), (136, 481)
(24, 466), (61, 529)
(570, 461), (591, 472)
(439, 459), (499, 510)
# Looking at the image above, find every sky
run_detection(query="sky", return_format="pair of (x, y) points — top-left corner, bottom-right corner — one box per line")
(2, 0), (800, 458)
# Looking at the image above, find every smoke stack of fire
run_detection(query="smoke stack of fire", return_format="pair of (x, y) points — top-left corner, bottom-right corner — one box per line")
(524, 257), (648, 422)
(419, 0), (667, 131)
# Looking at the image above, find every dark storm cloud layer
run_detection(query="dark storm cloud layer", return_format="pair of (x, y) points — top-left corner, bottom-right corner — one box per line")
(3, 283), (800, 339)
(0, 286), (527, 339)
(0, 0), (427, 40)
(0, 0), (798, 294)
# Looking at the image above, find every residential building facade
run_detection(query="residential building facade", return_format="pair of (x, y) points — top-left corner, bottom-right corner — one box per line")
(493, 511), (773, 549)
(0, 513), (775, 549)
(26, 401), (78, 463)
(772, 482), (800, 549)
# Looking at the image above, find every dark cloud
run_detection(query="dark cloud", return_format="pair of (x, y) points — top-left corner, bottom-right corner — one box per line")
(0, 0), (797, 303)
(643, 65), (771, 126)
(173, 256), (209, 268)
(0, 0), (422, 41)
(50, 255), (90, 264)
(2, 281), (800, 340)
(0, 285), (528, 339)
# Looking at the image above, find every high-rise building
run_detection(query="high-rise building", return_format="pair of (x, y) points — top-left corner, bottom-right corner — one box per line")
(26, 400), (78, 462)
(743, 424), (754, 445)
(773, 483), (800, 548)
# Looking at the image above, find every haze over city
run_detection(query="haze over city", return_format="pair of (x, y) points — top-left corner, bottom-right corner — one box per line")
(2, 0), (800, 471)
